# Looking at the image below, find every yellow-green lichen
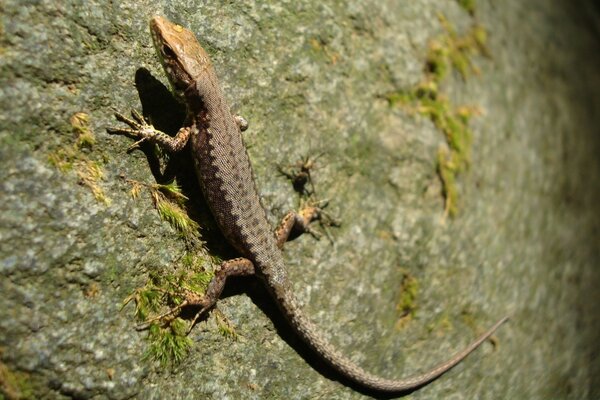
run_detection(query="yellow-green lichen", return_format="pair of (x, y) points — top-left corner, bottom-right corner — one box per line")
(215, 310), (238, 340)
(426, 312), (453, 335)
(426, 16), (488, 81)
(395, 271), (419, 329)
(387, 14), (489, 217)
(457, 0), (476, 15)
(0, 358), (34, 400)
(48, 112), (110, 204)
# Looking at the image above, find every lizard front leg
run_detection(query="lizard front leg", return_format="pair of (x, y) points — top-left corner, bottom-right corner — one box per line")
(108, 109), (192, 152)
(234, 114), (248, 132)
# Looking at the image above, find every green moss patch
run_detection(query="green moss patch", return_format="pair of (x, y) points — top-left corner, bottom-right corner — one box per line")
(123, 250), (215, 367)
(386, 14), (489, 217)
(0, 357), (34, 400)
(48, 112), (110, 205)
(395, 271), (419, 329)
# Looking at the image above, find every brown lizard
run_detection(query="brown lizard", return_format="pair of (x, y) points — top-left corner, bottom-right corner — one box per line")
(109, 15), (508, 393)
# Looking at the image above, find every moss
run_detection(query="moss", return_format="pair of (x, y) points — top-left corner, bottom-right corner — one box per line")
(395, 271), (419, 329)
(124, 178), (200, 240)
(437, 147), (459, 217)
(71, 112), (95, 148)
(123, 285), (163, 322)
(48, 112), (110, 205)
(153, 193), (199, 238)
(117, 160), (219, 367)
(122, 250), (215, 366)
(215, 310), (238, 340)
(144, 319), (193, 367)
(386, 15), (489, 217)
(457, 0), (476, 15)
(431, 15), (489, 80)
(0, 359), (35, 400)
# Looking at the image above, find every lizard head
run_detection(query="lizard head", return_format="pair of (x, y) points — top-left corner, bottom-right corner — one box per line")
(149, 16), (213, 99)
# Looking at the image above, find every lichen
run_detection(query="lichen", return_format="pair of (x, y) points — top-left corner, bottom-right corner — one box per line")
(48, 112), (110, 204)
(426, 312), (453, 335)
(0, 356), (35, 400)
(395, 271), (419, 329)
(386, 14), (489, 217)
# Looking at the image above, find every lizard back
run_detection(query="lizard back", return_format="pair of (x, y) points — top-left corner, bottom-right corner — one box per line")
(190, 70), (289, 287)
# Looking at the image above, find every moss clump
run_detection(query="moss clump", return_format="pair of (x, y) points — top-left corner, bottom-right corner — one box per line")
(457, 0), (476, 15)
(118, 147), (218, 367)
(0, 358), (35, 400)
(48, 112), (110, 204)
(215, 310), (238, 340)
(122, 251), (215, 366)
(144, 318), (194, 367)
(126, 178), (200, 240)
(123, 252), (214, 321)
(386, 14), (489, 218)
(395, 271), (419, 329)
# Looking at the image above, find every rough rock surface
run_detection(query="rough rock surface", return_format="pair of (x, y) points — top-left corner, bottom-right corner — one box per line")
(1, 0), (599, 399)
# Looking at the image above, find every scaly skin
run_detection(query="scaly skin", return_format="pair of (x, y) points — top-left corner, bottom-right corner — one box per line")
(110, 15), (508, 393)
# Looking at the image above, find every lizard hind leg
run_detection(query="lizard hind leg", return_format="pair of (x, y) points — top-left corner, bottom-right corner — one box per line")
(275, 206), (323, 249)
(186, 257), (255, 331)
(275, 200), (341, 249)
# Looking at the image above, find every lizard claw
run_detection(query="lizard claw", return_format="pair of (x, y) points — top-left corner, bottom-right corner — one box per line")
(186, 304), (211, 334)
(131, 109), (147, 125)
(108, 109), (160, 152)
(298, 199), (341, 243)
(134, 299), (189, 331)
(127, 136), (149, 152)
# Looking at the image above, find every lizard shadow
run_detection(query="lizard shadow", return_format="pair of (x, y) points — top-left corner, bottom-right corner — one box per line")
(221, 277), (418, 398)
(132, 68), (232, 255)
(132, 68), (414, 399)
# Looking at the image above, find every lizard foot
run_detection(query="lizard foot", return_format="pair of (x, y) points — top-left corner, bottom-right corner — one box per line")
(107, 109), (160, 151)
(132, 258), (255, 333)
(275, 199), (341, 247)
(234, 114), (248, 132)
(184, 257), (255, 333)
(133, 290), (213, 332)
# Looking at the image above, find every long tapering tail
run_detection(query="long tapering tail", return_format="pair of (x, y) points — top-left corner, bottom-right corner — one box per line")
(279, 292), (508, 392)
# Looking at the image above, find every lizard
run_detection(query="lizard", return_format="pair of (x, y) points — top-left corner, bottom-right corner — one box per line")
(109, 15), (509, 393)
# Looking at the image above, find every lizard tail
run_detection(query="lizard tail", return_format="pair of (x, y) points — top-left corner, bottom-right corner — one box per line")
(279, 293), (508, 392)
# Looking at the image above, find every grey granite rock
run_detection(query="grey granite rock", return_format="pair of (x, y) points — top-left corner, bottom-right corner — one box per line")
(0, 0), (598, 399)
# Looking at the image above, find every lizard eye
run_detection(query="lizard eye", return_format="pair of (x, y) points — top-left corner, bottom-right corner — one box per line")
(162, 44), (176, 58)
